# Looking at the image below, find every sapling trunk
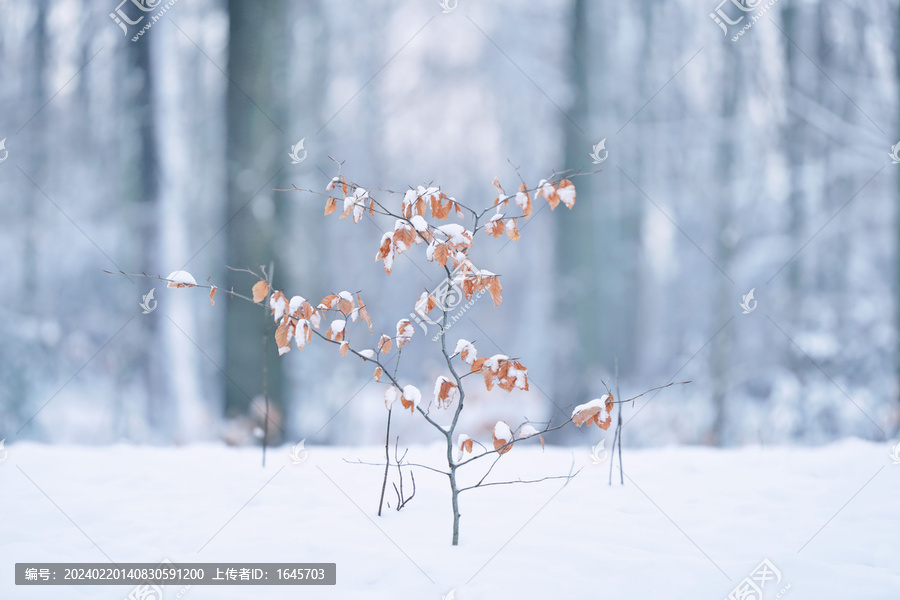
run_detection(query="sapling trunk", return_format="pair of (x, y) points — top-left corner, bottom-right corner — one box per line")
(377, 408), (392, 516)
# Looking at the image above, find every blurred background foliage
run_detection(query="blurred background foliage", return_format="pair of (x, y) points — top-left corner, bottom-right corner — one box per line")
(0, 0), (896, 447)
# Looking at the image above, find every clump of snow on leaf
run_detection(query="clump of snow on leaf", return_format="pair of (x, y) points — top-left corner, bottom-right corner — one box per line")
(493, 421), (512, 442)
(269, 291), (287, 322)
(492, 421), (514, 454)
(454, 339), (477, 365)
(396, 319), (415, 347)
(571, 394), (613, 430)
(484, 354), (509, 372)
(384, 387), (401, 411)
(166, 270), (197, 288)
(400, 385), (421, 412)
(519, 425), (540, 438)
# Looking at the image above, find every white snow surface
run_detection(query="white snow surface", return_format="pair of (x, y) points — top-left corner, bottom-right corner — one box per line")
(2, 440), (898, 598)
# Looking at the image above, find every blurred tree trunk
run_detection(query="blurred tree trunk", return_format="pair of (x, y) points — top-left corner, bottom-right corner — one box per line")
(224, 0), (287, 432)
(895, 2), (900, 436)
(127, 29), (165, 436)
(556, 0), (641, 406)
(12, 0), (48, 428)
(556, 0), (599, 405)
(708, 45), (740, 445)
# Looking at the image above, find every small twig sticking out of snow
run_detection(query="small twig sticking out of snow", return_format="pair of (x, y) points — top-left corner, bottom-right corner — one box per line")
(392, 437), (416, 511)
(609, 356), (623, 485)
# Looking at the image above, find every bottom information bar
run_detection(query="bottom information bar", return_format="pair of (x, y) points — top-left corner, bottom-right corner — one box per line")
(16, 563), (336, 585)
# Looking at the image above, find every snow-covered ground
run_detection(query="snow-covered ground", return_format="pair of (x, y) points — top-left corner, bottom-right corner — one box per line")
(2, 439), (898, 599)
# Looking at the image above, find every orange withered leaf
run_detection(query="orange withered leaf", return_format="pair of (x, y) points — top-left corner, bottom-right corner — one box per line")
(373, 367), (383, 382)
(275, 320), (292, 356)
(252, 280), (269, 303)
(375, 232), (394, 275)
(454, 339), (477, 366)
(270, 290), (288, 322)
(378, 334), (392, 354)
(433, 243), (450, 267)
(459, 435), (474, 454)
(337, 291), (354, 316)
(209, 286), (217, 306)
(516, 182), (532, 218)
(296, 299), (315, 320)
(324, 197), (338, 215)
(477, 355), (528, 392)
(415, 291), (438, 317)
(433, 376), (459, 409)
(326, 176), (349, 196)
(319, 294), (340, 311)
(487, 276), (503, 306)
(430, 193), (453, 219)
(536, 179), (560, 209)
(326, 319), (346, 342)
(505, 218), (520, 241)
(339, 341), (349, 357)
(294, 319), (312, 350)
(392, 223), (416, 256)
(396, 319), (414, 348)
(571, 394), (614, 429)
(376, 234), (392, 261)
(484, 214), (505, 238)
(357, 294), (373, 333)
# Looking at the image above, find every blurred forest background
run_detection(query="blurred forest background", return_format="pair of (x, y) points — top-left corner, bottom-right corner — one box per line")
(0, 0), (897, 448)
